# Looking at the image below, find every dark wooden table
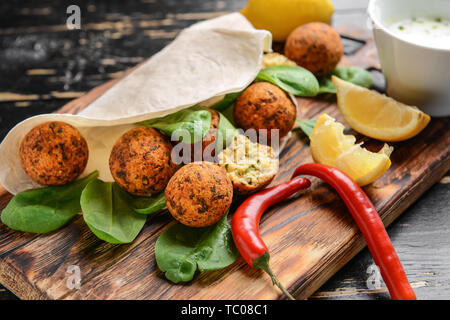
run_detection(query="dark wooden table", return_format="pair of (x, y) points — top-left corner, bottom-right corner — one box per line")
(0, 0), (448, 300)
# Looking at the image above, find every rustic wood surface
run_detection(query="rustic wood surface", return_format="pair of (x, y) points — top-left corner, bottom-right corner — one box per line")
(0, 0), (449, 300)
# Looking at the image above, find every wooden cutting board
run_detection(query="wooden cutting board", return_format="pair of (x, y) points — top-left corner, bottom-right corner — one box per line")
(0, 26), (449, 300)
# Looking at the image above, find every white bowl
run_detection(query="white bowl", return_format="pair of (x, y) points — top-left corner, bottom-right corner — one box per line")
(368, 0), (450, 117)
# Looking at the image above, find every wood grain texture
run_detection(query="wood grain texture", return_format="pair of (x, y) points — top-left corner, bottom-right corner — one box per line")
(0, 23), (449, 300)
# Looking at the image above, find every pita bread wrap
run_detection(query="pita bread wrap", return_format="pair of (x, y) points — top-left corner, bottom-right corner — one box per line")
(0, 13), (276, 195)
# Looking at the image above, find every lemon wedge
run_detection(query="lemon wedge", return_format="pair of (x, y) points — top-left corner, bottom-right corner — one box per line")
(310, 113), (393, 186)
(241, 0), (334, 42)
(332, 76), (430, 142)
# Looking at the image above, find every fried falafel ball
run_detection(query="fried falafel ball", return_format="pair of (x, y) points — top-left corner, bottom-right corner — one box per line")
(165, 162), (233, 227)
(234, 82), (297, 142)
(218, 134), (279, 195)
(284, 22), (343, 77)
(109, 127), (177, 196)
(176, 108), (220, 162)
(19, 121), (89, 186)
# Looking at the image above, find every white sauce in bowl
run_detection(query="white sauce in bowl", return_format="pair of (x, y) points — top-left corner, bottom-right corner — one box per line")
(389, 17), (450, 49)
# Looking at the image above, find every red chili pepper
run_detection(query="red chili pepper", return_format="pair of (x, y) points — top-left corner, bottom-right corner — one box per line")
(232, 176), (311, 300)
(291, 163), (416, 300)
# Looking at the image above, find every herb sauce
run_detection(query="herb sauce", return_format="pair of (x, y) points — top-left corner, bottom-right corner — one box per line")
(389, 17), (450, 49)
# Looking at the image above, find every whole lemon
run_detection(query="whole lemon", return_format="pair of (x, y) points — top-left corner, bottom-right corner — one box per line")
(241, 0), (334, 42)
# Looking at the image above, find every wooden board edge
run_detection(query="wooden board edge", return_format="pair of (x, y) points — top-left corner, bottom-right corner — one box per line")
(0, 63), (141, 197)
(296, 236), (367, 299)
(0, 259), (49, 300)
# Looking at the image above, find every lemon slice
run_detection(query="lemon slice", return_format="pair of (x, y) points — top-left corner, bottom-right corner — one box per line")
(310, 113), (393, 186)
(332, 76), (430, 142)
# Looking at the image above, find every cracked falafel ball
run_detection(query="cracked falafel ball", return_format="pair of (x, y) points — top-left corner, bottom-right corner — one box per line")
(19, 121), (89, 186)
(109, 127), (177, 196)
(284, 22), (343, 77)
(218, 134), (279, 195)
(165, 161), (233, 227)
(234, 82), (297, 142)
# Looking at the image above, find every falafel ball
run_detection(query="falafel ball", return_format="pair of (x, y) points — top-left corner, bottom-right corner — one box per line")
(234, 82), (297, 141)
(218, 134), (279, 195)
(19, 121), (89, 186)
(165, 162), (233, 227)
(284, 22), (343, 77)
(109, 127), (177, 196)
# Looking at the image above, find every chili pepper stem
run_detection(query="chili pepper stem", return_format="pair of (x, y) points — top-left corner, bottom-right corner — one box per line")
(253, 252), (295, 300)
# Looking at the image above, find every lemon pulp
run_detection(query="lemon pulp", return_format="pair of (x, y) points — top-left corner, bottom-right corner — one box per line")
(310, 113), (393, 186)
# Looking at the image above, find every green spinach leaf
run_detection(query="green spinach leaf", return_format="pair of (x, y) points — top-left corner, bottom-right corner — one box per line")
(217, 111), (239, 150)
(210, 91), (243, 112)
(220, 102), (236, 126)
(155, 213), (238, 283)
(81, 179), (147, 244)
(256, 65), (319, 97)
(318, 77), (337, 94)
(1, 171), (99, 234)
(318, 66), (373, 94)
(138, 106), (212, 144)
(295, 119), (317, 137)
(333, 66), (373, 88)
(133, 192), (167, 215)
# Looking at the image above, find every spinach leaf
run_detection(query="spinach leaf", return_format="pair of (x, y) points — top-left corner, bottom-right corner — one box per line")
(217, 111), (239, 150)
(318, 77), (337, 94)
(333, 66), (373, 88)
(1, 171), (99, 234)
(138, 106), (212, 144)
(81, 179), (147, 244)
(256, 65), (319, 97)
(210, 91), (243, 112)
(318, 66), (373, 94)
(155, 213), (238, 283)
(295, 119), (317, 137)
(133, 192), (167, 215)
(220, 102), (236, 126)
